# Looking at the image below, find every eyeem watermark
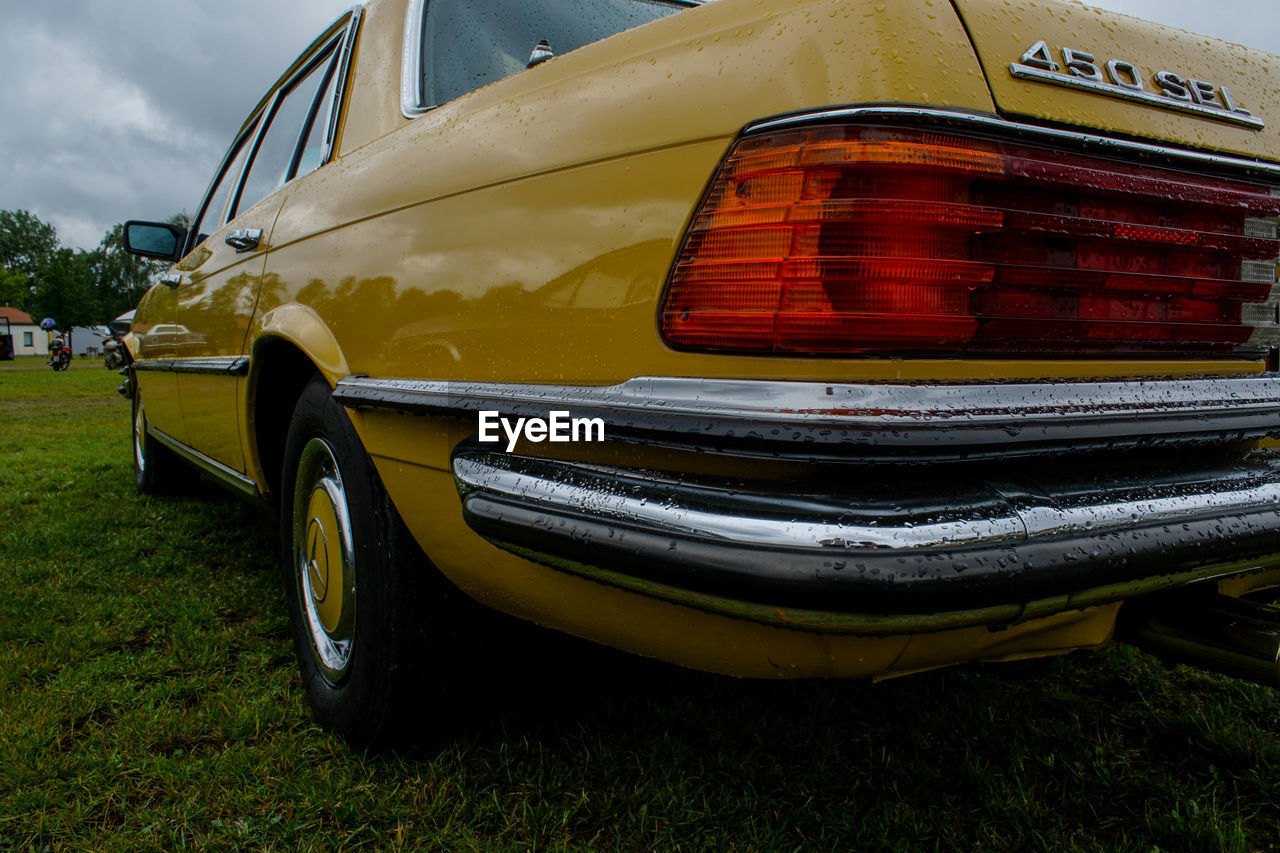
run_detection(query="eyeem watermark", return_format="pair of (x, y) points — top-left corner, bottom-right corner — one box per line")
(478, 410), (605, 452)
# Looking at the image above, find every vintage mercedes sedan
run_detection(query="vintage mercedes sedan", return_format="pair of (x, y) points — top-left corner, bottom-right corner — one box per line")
(122, 0), (1280, 745)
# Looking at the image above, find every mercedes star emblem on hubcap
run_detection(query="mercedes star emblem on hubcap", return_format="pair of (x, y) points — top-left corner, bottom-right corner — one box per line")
(306, 516), (329, 602)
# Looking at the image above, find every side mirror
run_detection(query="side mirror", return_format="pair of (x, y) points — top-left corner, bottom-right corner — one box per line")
(123, 221), (187, 262)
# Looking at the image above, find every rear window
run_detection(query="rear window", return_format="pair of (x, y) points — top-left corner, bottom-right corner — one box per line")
(421, 0), (688, 106)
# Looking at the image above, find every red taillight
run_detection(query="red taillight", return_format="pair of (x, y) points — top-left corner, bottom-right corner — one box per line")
(660, 125), (1280, 357)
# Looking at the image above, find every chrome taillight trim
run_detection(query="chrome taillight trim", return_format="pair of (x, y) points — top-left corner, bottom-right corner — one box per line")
(336, 373), (1280, 462)
(744, 106), (1280, 181)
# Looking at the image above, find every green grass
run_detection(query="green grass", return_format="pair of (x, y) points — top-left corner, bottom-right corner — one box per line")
(3, 360), (1280, 851)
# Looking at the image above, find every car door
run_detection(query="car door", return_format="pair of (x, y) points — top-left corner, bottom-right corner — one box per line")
(169, 42), (343, 473)
(131, 285), (186, 443)
(131, 100), (264, 458)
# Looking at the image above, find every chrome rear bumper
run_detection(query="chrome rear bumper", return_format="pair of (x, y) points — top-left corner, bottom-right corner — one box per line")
(339, 374), (1280, 462)
(452, 448), (1280, 633)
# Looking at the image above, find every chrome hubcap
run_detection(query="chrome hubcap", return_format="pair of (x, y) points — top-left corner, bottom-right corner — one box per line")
(133, 400), (146, 473)
(291, 437), (357, 684)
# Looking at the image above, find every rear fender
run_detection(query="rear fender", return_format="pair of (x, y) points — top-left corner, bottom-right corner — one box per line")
(244, 305), (352, 497)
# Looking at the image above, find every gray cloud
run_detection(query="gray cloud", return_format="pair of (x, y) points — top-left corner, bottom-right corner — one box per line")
(1079, 0), (1280, 54)
(0, 0), (1276, 251)
(0, 0), (350, 250)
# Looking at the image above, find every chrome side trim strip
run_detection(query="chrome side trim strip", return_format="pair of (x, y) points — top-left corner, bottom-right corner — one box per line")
(336, 374), (1280, 461)
(454, 449), (1280, 632)
(744, 106), (1280, 179)
(147, 425), (259, 498)
(133, 356), (250, 376)
(1009, 64), (1265, 130)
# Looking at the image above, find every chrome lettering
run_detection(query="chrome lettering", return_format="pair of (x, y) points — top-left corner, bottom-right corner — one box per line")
(1221, 85), (1254, 117)
(1062, 48), (1103, 82)
(1188, 79), (1219, 107)
(1155, 71), (1192, 102)
(1020, 40), (1059, 72)
(1106, 59), (1144, 92)
(1010, 42), (1263, 130)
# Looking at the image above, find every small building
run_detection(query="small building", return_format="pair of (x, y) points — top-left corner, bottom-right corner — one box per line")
(0, 307), (48, 358)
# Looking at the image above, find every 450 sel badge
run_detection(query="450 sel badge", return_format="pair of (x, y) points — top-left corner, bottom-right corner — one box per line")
(1011, 40), (1263, 130)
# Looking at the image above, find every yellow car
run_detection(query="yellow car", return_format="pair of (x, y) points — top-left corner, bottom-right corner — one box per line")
(121, 0), (1280, 745)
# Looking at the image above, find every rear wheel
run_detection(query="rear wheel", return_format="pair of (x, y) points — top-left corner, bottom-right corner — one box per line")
(132, 385), (191, 495)
(281, 375), (476, 748)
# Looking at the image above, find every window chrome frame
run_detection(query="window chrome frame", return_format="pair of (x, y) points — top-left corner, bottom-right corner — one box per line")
(182, 6), (364, 257)
(401, 0), (433, 118)
(322, 6), (363, 165)
(184, 114), (264, 256)
(226, 40), (341, 222)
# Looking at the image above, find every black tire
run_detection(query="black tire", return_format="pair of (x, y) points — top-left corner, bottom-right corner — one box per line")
(132, 382), (192, 495)
(280, 374), (476, 748)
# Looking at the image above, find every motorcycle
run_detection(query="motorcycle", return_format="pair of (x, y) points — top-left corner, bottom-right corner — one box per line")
(101, 328), (128, 370)
(48, 335), (72, 371)
(106, 311), (135, 399)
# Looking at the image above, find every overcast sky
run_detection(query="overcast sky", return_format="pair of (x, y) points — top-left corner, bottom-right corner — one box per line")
(0, 0), (1276, 251)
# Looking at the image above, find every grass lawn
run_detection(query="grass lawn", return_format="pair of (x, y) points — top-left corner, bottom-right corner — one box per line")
(2, 359), (1280, 851)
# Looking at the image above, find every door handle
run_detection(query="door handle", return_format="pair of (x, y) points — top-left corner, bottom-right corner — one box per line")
(225, 228), (263, 253)
(159, 272), (183, 288)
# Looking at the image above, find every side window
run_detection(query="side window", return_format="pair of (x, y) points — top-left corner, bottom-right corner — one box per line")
(190, 117), (259, 247)
(296, 60), (339, 179)
(232, 48), (337, 219)
(23, 332), (33, 347)
(420, 0), (685, 107)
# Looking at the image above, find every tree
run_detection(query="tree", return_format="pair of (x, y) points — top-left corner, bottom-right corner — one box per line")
(0, 209), (193, 324)
(0, 210), (58, 278)
(92, 224), (163, 318)
(0, 268), (27, 309)
(28, 248), (100, 333)
(0, 210), (59, 311)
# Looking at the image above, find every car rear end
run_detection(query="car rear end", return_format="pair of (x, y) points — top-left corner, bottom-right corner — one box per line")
(296, 0), (1280, 682)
